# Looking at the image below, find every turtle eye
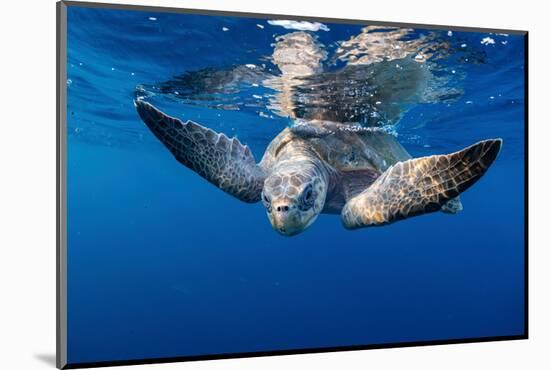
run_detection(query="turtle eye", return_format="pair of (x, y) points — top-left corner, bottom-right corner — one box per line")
(304, 187), (313, 201)
(299, 185), (315, 211)
(262, 192), (272, 211)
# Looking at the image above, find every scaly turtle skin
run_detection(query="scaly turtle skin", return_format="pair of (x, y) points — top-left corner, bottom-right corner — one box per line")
(135, 101), (501, 236)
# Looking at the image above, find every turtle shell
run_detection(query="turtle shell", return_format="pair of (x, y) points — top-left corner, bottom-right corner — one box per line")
(260, 120), (411, 174)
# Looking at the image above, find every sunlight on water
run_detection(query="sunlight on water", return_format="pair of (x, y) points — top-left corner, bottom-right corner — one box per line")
(66, 13), (523, 157)
(137, 27), (462, 129)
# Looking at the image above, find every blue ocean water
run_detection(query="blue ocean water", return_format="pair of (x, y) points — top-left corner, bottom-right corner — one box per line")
(65, 5), (525, 365)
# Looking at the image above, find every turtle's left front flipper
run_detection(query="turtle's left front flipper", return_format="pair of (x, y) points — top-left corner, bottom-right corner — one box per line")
(341, 139), (502, 229)
(135, 100), (265, 203)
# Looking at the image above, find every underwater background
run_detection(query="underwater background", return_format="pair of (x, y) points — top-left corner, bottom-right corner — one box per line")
(65, 5), (525, 365)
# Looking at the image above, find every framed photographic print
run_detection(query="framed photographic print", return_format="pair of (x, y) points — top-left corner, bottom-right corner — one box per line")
(57, 1), (528, 368)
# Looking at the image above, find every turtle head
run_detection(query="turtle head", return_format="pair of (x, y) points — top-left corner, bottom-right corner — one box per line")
(261, 164), (327, 236)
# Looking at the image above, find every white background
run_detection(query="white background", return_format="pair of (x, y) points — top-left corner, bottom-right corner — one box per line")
(0, 0), (547, 369)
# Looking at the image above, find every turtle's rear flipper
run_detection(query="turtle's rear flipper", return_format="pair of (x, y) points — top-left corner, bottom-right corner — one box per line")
(135, 100), (265, 203)
(341, 139), (502, 229)
(441, 197), (463, 214)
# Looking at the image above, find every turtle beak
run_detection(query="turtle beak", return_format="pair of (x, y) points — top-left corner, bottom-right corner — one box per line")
(272, 208), (302, 236)
(275, 226), (302, 237)
(275, 224), (301, 237)
(268, 201), (314, 237)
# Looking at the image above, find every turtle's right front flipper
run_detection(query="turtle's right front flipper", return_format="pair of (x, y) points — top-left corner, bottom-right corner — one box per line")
(135, 101), (265, 203)
(341, 139), (502, 229)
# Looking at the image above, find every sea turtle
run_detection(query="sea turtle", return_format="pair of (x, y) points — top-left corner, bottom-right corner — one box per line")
(135, 100), (501, 236)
